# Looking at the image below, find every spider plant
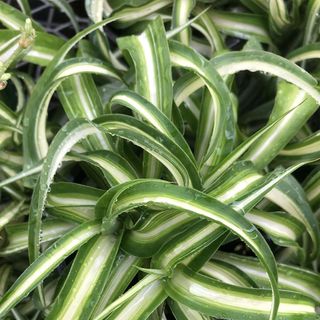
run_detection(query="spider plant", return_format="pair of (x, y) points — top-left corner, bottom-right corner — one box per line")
(0, 0), (320, 319)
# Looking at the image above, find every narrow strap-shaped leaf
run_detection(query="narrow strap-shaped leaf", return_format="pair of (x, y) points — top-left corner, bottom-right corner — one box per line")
(122, 209), (195, 257)
(0, 220), (101, 317)
(246, 209), (305, 247)
(111, 0), (172, 26)
(29, 116), (200, 270)
(15, 0), (31, 16)
(207, 161), (263, 201)
(174, 50), (320, 107)
(208, 9), (274, 45)
(268, 0), (298, 39)
(264, 173), (320, 259)
(118, 17), (172, 115)
(304, 0), (320, 45)
(118, 16), (173, 178)
(169, 40), (235, 170)
(95, 275), (166, 320)
(0, 219), (75, 256)
(95, 115), (201, 188)
(67, 150), (138, 185)
(152, 219), (226, 273)
(47, 232), (122, 319)
(169, 300), (210, 320)
(95, 179), (279, 319)
(304, 167), (320, 211)
(92, 254), (143, 317)
(0, 30), (65, 67)
(0, 2), (43, 31)
(165, 265), (317, 320)
(0, 201), (25, 230)
(200, 259), (256, 287)
(287, 43), (320, 63)
(172, 0), (196, 45)
(58, 72), (113, 153)
(22, 12), (129, 173)
(244, 81), (318, 169)
(215, 251), (320, 303)
(108, 90), (195, 162)
(24, 57), (120, 175)
(193, 5), (225, 53)
(46, 182), (104, 222)
(0, 264), (12, 296)
(277, 131), (320, 164)
(28, 119), (100, 265)
(0, 101), (16, 125)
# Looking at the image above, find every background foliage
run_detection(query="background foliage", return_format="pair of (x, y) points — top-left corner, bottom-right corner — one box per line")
(0, 0), (320, 319)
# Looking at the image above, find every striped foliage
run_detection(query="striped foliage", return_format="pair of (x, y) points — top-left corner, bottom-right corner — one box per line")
(0, 1), (319, 320)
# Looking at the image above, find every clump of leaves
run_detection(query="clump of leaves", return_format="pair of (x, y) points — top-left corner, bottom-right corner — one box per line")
(0, 0), (320, 319)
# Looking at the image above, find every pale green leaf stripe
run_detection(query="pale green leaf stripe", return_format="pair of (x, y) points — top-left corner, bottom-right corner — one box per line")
(92, 254), (143, 317)
(0, 201), (25, 230)
(117, 17), (172, 118)
(208, 9), (274, 45)
(24, 57), (120, 171)
(85, 0), (105, 23)
(112, 0), (172, 25)
(169, 40), (235, 168)
(67, 150), (138, 186)
(165, 266), (317, 320)
(174, 50), (320, 106)
(207, 161), (263, 203)
(0, 101), (16, 125)
(200, 260), (255, 287)
(47, 233), (121, 320)
(304, 168), (320, 210)
(23, 12), (130, 173)
(46, 182), (104, 223)
(278, 131), (320, 161)
(169, 300), (211, 320)
(0, 1), (43, 31)
(172, 0), (196, 45)
(246, 209), (305, 247)
(0, 265), (11, 297)
(28, 116), (200, 268)
(58, 73), (113, 153)
(193, 5), (225, 53)
(287, 43), (320, 63)
(122, 209), (195, 257)
(96, 180), (279, 319)
(95, 115), (201, 188)
(203, 94), (320, 189)
(0, 164), (42, 189)
(215, 251), (320, 303)
(268, 0), (294, 37)
(118, 16), (172, 178)
(108, 90), (195, 163)
(0, 221), (101, 317)
(243, 82), (317, 169)
(264, 173), (320, 259)
(95, 276), (166, 320)
(304, 0), (320, 45)
(0, 219), (75, 256)
(152, 220), (226, 273)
